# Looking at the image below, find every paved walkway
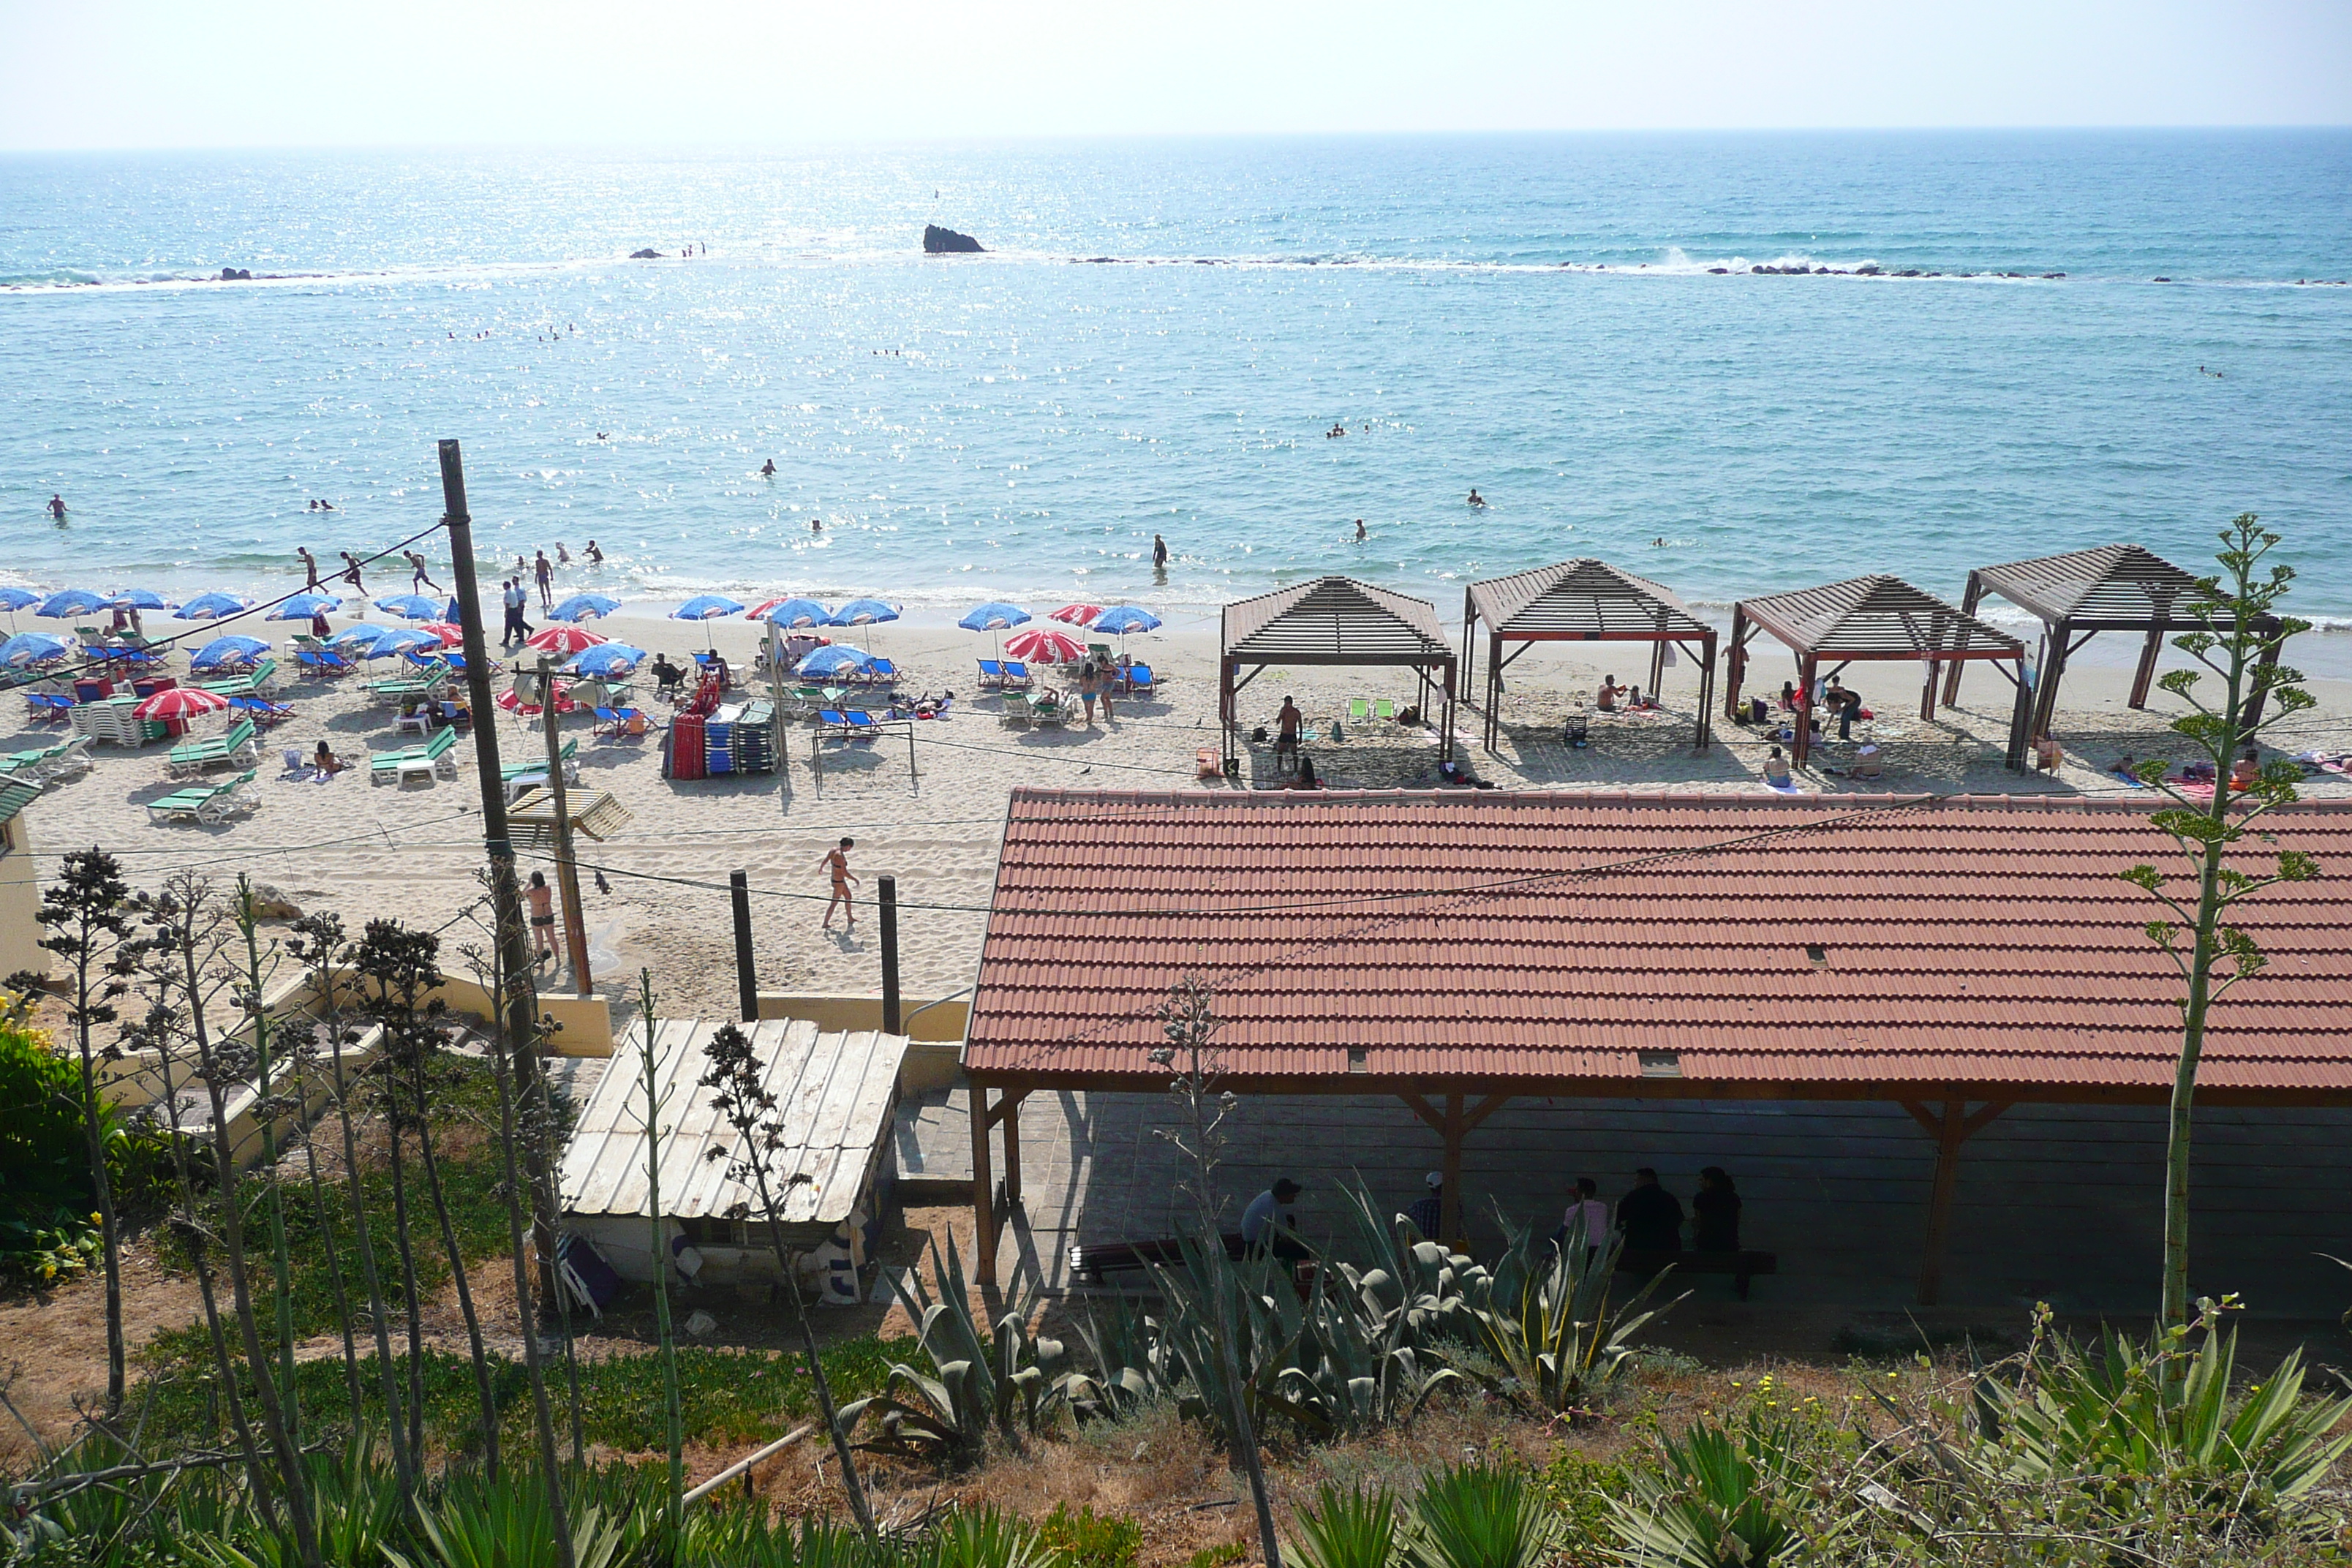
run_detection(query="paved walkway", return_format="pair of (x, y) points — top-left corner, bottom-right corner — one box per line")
(896, 1086), (2352, 1317)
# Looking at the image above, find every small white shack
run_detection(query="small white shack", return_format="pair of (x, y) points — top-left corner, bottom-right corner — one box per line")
(559, 1018), (907, 1303)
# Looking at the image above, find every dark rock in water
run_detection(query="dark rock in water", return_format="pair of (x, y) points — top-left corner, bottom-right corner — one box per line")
(1853, 263), (1882, 276)
(2153, 276), (2172, 282)
(1751, 264), (1768, 274)
(2043, 272), (2065, 279)
(1082, 256), (1115, 263)
(630, 249), (662, 259)
(1896, 268), (1922, 278)
(217, 267), (252, 281)
(924, 224), (984, 255)
(1707, 266), (1729, 274)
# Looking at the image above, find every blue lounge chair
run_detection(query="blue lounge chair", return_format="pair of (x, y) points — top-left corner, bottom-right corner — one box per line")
(1001, 660), (1033, 691)
(1124, 663), (1156, 697)
(297, 649), (353, 678)
(976, 659), (1006, 691)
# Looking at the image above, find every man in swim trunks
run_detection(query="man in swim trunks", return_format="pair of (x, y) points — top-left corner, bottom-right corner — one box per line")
(298, 546), (322, 590)
(820, 837), (859, 930)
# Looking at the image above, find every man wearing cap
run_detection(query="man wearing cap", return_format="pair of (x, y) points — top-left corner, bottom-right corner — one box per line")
(1241, 1177), (1307, 1259)
(1406, 1172), (1445, 1240)
(1616, 1166), (1685, 1252)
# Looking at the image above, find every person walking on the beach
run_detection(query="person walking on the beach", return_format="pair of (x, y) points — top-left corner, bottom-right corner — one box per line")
(534, 550), (554, 611)
(339, 551), (366, 592)
(406, 550), (440, 592)
(501, 578), (532, 649)
(525, 871), (558, 962)
(819, 837), (859, 930)
(298, 546), (322, 590)
(47, 494), (67, 523)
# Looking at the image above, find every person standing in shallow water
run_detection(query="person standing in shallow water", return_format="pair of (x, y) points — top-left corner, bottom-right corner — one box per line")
(1153, 532), (1169, 570)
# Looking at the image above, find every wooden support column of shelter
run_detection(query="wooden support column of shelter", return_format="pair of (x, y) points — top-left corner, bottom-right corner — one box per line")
(1398, 1090), (1512, 1243)
(967, 1079), (1031, 1287)
(1901, 1097), (2010, 1306)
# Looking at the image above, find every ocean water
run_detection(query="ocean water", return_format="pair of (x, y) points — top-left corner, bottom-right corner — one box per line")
(3, 132), (2350, 642)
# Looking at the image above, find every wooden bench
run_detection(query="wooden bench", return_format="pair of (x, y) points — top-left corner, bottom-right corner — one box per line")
(1067, 1232), (1251, 1284)
(1616, 1248), (1777, 1300)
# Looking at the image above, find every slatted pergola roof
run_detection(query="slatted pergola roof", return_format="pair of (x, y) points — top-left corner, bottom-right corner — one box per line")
(1461, 559), (1717, 750)
(1725, 575), (2031, 768)
(1219, 576), (1457, 766)
(1945, 543), (2269, 738)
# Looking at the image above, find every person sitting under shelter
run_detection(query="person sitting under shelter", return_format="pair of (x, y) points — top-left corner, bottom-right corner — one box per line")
(1406, 1172), (1444, 1238)
(1242, 1177), (1309, 1259)
(1557, 1176), (1609, 1259)
(1616, 1167), (1684, 1252)
(1693, 1166), (1741, 1252)
(1596, 675), (1624, 712)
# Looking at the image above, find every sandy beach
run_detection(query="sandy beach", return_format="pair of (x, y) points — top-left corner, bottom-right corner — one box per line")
(13, 602), (2352, 1028)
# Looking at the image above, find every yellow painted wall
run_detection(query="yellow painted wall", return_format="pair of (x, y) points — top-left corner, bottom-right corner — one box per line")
(0, 807), (45, 981)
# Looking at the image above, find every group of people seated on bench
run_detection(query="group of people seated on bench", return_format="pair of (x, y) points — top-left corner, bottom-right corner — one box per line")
(1237, 1164), (1741, 1258)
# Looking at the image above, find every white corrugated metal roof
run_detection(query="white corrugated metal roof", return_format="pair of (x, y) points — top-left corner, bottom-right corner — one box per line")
(559, 1018), (908, 1226)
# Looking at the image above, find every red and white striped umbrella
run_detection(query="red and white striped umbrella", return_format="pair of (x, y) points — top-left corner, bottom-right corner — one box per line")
(1003, 627), (1089, 664)
(526, 625), (606, 655)
(421, 622), (465, 647)
(496, 687), (581, 717)
(1047, 603), (1104, 627)
(132, 686), (232, 720)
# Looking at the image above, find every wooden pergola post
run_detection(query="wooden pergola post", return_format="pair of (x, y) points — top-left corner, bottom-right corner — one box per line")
(1722, 608), (1752, 720)
(1398, 1090), (1511, 1244)
(1902, 1098), (2010, 1305)
(1793, 652), (1820, 766)
(969, 1078), (995, 1285)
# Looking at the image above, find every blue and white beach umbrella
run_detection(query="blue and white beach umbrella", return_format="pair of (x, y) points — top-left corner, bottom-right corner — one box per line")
(108, 589), (174, 611)
(191, 634), (270, 669)
(1091, 606), (1162, 635)
(549, 592), (622, 622)
(796, 645), (874, 679)
(958, 601), (1031, 632)
(176, 592), (251, 621)
(374, 594), (444, 621)
(36, 589), (110, 619)
(269, 592), (342, 621)
(362, 627), (440, 659)
(0, 588), (39, 613)
(562, 643), (646, 678)
(757, 597), (833, 629)
(829, 598), (900, 627)
(0, 631), (76, 666)
(328, 625), (392, 655)
(671, 595), (745, 621)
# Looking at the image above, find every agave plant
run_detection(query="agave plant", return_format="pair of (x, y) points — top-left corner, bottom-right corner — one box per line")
(1059, 1293), (1177, 1422)
(382, 1469), (632, 1568)
(839, 1232), (1066, 1463)
(1465, 1209), (1681, 1418)
(1288, 1482), (1401, 1568)
(918, 1505), (1060, 1568)
(1608, 1417), (1804, 1568)
(1403, 1463), (1561, 1568)
(1979, 1318), (2352, 1525)
(683, 1504), (896, 1568)
(186, 1440), (409, 1568)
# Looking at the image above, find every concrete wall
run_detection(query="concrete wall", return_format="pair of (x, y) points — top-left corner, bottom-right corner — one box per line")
(0, 808), (45, 982)
(754, 991), (968, 1043)
(310, 968), (611, 1055)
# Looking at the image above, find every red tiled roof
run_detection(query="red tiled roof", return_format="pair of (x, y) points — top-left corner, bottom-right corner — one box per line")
(963, 790), (2352, 1104)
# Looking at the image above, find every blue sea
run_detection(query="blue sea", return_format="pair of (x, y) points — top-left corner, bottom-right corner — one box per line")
(3, 132), (2349, 643)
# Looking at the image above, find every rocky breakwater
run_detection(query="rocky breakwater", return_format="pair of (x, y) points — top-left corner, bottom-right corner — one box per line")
(923, 225), (984, 255)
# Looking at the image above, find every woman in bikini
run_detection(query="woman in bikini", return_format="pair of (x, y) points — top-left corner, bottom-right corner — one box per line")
(525, 871), (557, 960)
(820, 837), (859, 930)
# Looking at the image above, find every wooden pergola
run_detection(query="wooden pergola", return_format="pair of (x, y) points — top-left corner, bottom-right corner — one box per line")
(960, 789), (2352, 1300)
(1219, 576), (1456, 769)
(1943, 543), (2280, 739)
(1460, 559), (1716, 751)
(1723, 575), (2032, 769)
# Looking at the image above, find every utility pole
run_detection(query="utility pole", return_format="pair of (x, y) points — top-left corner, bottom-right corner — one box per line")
(731, 870), (758, 1023)
(878, 875), (900, 1034)
(535, 654), (593, 997)
(440, 438), (562, 1318)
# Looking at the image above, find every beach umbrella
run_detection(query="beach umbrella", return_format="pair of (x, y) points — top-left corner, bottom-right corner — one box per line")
(108, 589), (173, 611)
(1092, 606), (1162, 636)
(527, 625), (607, 655)
(549, 592), (622, 622)
(0, 631), (75, 667)
(375, 594), (443, 621)
(754, 597), (832, 628)
(328, 625), (391, 653)
(1004, 627), (1088, 665)
(363, 627), (440, 659)
(132, 686), (231, 721)
(796, 645), (874, 679)
(496, 687), (580, 718)
(672, 595), (745, 621)
(420, 622), (466, 647)
(269, 592), (342, 621)
(176, 592), (250, 621)
(959, 601), (1031, 633)
(0, 588), (39, 613)
(37, 589), (110, 619)
(829, 598), (900, 627)
(192, 634), (270, 669)
(562, 643), (645, 678)
(1047, 603), (1104, 627)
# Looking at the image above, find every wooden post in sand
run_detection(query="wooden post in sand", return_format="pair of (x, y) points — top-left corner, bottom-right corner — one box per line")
(536, 655), (593, 997)
(439, 438), (562, 1316)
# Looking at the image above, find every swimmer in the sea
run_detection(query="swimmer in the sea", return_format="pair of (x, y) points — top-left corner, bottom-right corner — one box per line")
(761, 459), (777, 477)
(1467, 489), (1485, 508)
(1354, 519), (1367, 542)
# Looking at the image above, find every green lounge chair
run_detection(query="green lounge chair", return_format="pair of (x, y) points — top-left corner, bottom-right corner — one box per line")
(497, 735), (576, 785)
(164, 717), (259, 780)
(147, 768), (259, 824)
(1347, 698), (1371, 723)
(367, 725), (460, 785)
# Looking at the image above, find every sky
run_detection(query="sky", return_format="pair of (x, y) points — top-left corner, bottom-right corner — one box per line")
(1, 0), (2348, 150)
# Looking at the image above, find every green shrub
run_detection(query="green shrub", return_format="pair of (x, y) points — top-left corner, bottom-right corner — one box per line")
(0, 1019), (113, 1285)
(1038, 1504), (1141, 1568)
